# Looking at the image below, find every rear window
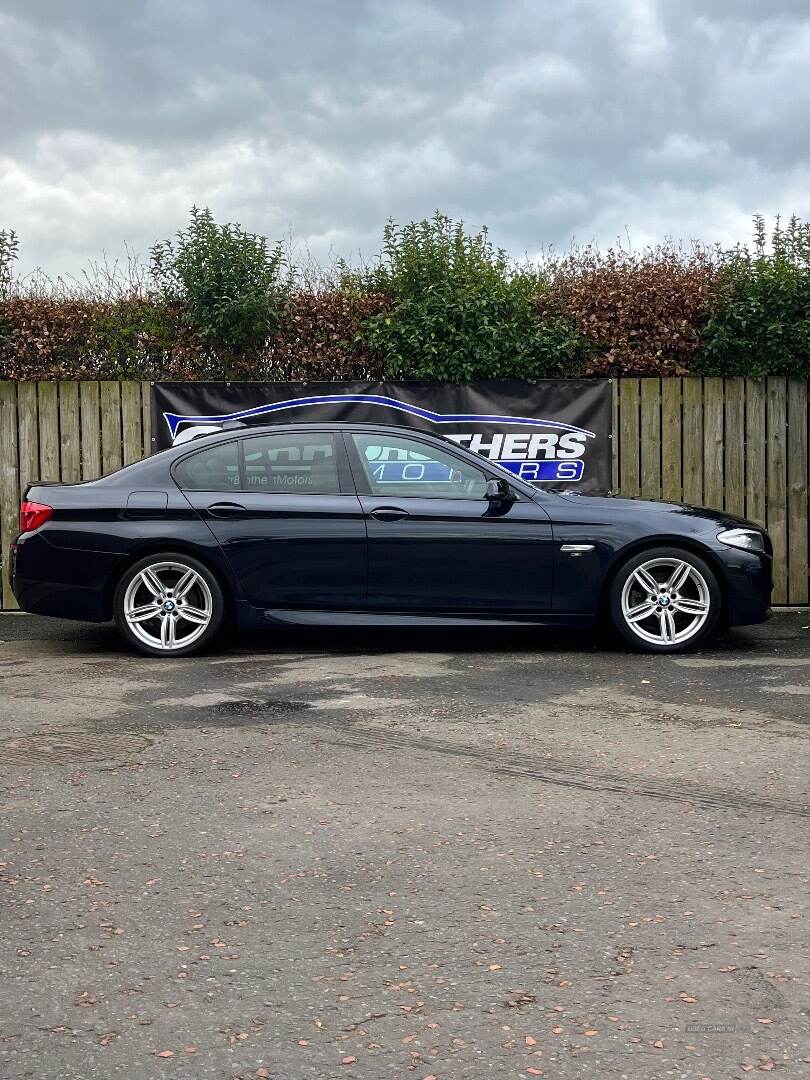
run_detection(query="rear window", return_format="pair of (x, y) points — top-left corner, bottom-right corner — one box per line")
(242, 433), (340, 494)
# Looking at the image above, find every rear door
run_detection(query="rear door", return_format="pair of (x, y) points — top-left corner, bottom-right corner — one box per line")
(346, 431), (554, 613)
(175, 432), (366, 610)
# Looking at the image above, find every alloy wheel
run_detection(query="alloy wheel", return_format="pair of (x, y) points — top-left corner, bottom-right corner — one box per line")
(123, 561), (213, 652)
(620, 557), (711, 647)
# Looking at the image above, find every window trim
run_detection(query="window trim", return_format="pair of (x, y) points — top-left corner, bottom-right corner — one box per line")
(344, 430), (494, 501)
(172, 431), (353, 495)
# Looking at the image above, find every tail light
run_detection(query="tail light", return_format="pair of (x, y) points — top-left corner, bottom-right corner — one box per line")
(19, 501), (53, 533)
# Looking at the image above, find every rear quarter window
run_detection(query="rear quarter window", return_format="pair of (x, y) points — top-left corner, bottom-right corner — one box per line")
(174, 442), (240, 490)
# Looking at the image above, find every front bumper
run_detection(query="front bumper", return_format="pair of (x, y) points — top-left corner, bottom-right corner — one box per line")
(717, 545), (772, 627)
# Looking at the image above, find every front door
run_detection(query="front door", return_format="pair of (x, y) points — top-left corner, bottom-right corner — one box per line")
(346, 431), (554, 613)
(175, 432), (366, 610)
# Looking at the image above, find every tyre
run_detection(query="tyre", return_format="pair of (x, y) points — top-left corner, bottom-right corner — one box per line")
(113, 553), (225, 657)
(608, 546), (721, 653)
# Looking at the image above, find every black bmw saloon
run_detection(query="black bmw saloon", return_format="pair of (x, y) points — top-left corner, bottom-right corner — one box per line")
(11, 422), (772, 657)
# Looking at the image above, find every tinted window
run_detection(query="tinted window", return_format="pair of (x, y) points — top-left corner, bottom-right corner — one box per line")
(175, 442), (240, 490)
(242, 433), (340, 494)
(352, 433), (487, 499)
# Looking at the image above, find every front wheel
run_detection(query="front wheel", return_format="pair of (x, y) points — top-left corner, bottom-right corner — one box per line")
(114, 554), (224, 657)
(608, 546), (722, 653)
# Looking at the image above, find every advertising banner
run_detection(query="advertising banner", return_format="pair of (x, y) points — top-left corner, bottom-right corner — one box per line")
(151, 380), (612, 492)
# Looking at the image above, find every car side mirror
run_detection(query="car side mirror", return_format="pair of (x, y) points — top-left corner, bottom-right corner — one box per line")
(485, 478), (515, 503)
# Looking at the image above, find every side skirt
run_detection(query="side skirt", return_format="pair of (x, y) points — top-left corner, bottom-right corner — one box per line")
(235, 601), (594, 630)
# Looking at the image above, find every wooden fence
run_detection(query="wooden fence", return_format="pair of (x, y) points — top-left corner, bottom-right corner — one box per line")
(0, 378), (808, 610)
(0, 381), (153, 611)
(612, 377), (808, 608)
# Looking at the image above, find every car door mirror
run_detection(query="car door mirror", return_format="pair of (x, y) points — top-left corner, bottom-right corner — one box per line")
(485, 478), (515, 503)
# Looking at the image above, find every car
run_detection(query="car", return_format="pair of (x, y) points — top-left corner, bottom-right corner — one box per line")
(10, 422), (772, 657)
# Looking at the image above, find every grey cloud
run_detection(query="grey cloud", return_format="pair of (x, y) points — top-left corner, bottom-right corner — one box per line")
(1, 0), (809, 277)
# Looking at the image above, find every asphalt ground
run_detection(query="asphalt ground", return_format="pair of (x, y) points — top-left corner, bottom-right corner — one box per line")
(1, 612), (809, 1080)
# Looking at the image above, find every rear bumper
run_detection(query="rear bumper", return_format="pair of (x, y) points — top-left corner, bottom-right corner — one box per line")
(10, 532), (119, 622)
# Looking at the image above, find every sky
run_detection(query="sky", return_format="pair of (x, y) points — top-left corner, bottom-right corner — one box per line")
(1, 0), (809, 279)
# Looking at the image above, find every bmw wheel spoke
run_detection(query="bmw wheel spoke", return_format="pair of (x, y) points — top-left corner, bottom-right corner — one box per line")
(659, 609), (676, 642)
(666, 561), (691, 592)
(174, 569), (198, 599)
(140, 569), (163, 596)
(633, 567), (659, 594)
(128, 603), (159, 623)
(672, 597), (709, 615)
(177, 605), (208, 625)
(161, 614), (176, 648)
(626, 600), (657, 623)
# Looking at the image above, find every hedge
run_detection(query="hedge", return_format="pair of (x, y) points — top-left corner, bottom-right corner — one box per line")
(1, 211), (809, 381)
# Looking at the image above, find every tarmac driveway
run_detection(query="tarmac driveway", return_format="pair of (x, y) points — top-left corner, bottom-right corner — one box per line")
(1, 613), (809, 1079)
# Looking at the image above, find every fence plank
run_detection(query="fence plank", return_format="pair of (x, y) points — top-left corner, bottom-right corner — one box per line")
(639, 378), (661, 499)
(682, 378), (703, 506)
(767, 378), (788, 605)
(17, 381), (39, 493)
(661, 378), (682, 503)
(122, 382), (143, 465)
(745, 379), (766, 528)
(787, 379), (808, 605)
(80, 381), (101, 480)
(724, 378), (745, 517)
(38, 381), (60, 481)
(610, 380), (618, 494)
(100, 381), (122, 475)
(59, 381), (81, 482)
(619, 378), (640, 497)
(703, 377), (724, 511)
(0, 384), (20, 609)
(142, 381), (153, 458)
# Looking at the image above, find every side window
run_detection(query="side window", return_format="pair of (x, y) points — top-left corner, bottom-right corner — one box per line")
(351, 433), (488, 499)
(174, 442), (240, 490)
(242, 433), (340, 494)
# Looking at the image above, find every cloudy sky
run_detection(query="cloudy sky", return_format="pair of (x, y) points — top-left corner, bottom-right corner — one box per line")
(1, 0), (809, 278)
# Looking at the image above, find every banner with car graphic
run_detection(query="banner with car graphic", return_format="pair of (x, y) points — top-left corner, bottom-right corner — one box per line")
(151, 380), (612, 492)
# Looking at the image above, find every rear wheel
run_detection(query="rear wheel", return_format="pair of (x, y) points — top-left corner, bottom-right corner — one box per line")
(114, 554), (224, 657)
(608, 546), (721, 653)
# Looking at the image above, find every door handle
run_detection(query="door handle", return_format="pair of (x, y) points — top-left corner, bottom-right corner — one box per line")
(369, 506), (409, 522)
(206, 501), (247, 517)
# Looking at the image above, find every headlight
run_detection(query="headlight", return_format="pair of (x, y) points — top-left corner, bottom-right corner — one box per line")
(717, 528), (765, 552)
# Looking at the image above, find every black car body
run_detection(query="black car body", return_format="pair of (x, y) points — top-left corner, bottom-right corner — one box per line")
(11, 422), (772, 655)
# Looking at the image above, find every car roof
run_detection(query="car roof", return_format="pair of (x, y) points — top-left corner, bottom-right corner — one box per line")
(175, 421), (455, 442)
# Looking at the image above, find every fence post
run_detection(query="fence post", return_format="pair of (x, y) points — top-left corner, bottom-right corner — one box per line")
(661, 378), (682, 503)
(0, 384), (20, 610)
(619, 378), (641, 497)
(59, 382), (81, 482)
(639, 378), (661, 500)
(745, 379), (766, 528)
(767, 378), (788, 605)
(787, 379), (809, 605)
(724, 378), (745, 517)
